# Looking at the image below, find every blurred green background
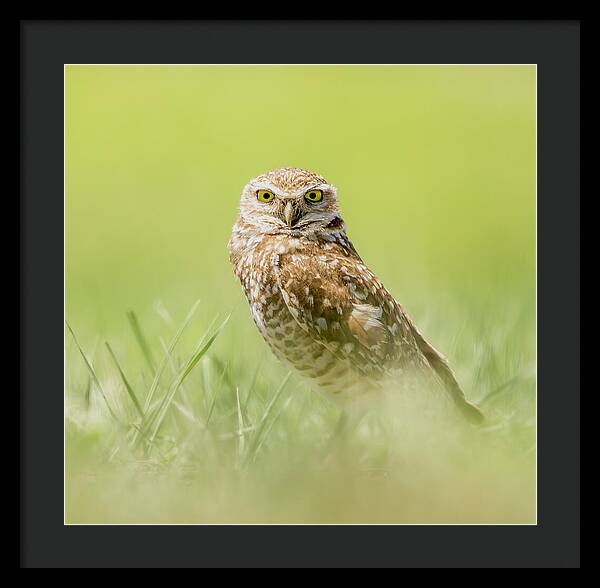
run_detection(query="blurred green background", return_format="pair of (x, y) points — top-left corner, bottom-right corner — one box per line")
(66, 65), (536, 524)
(66, 65), (535, 331)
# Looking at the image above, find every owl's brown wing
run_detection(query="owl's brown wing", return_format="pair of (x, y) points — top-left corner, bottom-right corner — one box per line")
(274, 246), (428, 379)
(275, 245), (484, 423)
(403, 319), (485, 423)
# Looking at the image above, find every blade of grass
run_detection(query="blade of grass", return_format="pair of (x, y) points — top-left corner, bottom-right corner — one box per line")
(66, 322), (120, 423)
(205, 361), (229, 427)
(142, 300), (205, 414)
(249, 396), (292, 464)
(160, 335), (196, 418)
(105, 341), (144, 418)
(127, 309), (157, 376)
(480, 374), (523, 405)
(130, 423), (169, 461)
(235, 386), (246, 459)
(147, 315), (230, 445)
(243, 371), (292, 466)
(242, 359), (263, 413)
(172, 400), (204, 427)
(84, 375), (91, 411)
(132, 300), (201, 448)
(211, 355), (237, 398)
(218, 425), (255, 440)
(154, 299), (175, 327)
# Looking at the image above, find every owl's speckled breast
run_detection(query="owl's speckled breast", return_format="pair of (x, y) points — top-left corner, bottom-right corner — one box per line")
(230, 232), (374, 401)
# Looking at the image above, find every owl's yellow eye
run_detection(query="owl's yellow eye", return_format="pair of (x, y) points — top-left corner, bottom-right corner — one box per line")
(257, 190), (276, 202)
(304, 189), (323, 203)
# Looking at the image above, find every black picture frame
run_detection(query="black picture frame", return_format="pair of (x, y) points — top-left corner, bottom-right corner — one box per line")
(21, 20), (580, 568)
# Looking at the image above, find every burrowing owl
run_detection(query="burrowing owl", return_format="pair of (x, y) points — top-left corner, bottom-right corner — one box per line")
(228, 167), (483, 423)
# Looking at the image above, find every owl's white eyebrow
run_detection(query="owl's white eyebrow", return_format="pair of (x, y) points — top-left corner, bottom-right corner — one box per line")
(302, 184), (327, 194)
(253, 185), (279, 195)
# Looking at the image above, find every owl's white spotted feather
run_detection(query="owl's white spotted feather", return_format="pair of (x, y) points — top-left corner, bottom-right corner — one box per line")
(228, 167), (483, 423)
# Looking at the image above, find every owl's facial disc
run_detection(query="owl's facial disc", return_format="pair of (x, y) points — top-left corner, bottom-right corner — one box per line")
(238, 170), (342, 235)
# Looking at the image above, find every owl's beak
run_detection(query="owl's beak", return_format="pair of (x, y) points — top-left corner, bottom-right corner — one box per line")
(283, 201), (300, 228)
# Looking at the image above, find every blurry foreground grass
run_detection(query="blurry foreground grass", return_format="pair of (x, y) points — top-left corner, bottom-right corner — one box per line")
(66, 65), (535, 524)
(65, 297), (535, 524)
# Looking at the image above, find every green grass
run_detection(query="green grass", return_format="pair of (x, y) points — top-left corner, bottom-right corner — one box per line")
(65, 65), (536, 524)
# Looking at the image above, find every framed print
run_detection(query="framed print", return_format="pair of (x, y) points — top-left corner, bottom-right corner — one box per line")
(21, 20), (580, 568)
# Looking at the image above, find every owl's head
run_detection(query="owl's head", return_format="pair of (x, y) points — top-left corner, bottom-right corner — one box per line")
(236, 167), (343, 236)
